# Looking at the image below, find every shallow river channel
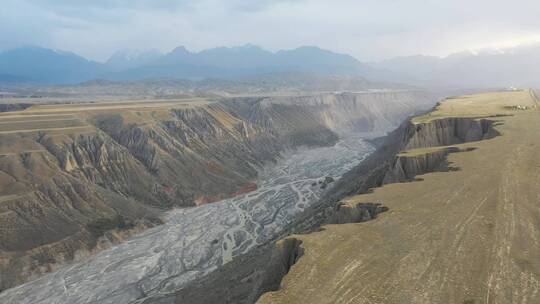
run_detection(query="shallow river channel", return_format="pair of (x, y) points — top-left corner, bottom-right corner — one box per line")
(0, 133), (376, 304)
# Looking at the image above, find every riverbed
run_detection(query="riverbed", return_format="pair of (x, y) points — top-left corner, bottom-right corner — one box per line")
(0, 133), (376, 304)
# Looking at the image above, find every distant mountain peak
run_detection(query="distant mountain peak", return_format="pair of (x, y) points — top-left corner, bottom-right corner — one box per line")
(231, 44), (265, 51)
(170, 46), (190, 54)
(280, 46), (340, 54)
(106, 49), (162, 70)
(294, 45), (324, 51)
(108, 49), (161, 59)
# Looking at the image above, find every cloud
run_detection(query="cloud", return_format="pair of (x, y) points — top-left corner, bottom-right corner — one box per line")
(2, 0), (540, 62)
(28, 0), (190, 10)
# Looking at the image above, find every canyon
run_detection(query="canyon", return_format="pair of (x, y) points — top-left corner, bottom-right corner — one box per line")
(0, 90), (437, 302)
(3, 2), (539, 303)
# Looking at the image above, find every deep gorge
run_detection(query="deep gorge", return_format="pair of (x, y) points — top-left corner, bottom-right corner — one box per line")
(0, 90), (437, 303)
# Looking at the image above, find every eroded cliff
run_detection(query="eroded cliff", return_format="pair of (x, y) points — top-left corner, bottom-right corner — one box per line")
(323, 115), (500, 203)
(258, 90), (540, 304)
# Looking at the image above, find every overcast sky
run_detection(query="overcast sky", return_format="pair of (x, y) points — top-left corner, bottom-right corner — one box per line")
(2, 0), (540, 62)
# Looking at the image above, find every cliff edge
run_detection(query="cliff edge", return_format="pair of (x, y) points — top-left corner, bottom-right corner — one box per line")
(258, 90), (540, 304)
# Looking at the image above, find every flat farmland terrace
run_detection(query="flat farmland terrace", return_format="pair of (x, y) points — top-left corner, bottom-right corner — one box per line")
(0, 97), (211, 135)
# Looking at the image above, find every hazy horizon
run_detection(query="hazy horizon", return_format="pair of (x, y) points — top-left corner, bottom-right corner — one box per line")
(3, 0), (540, 62)
(5, 42), (540, 65)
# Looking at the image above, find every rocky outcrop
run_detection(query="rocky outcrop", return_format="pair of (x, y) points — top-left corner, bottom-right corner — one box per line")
(169, 238), (304, 304)
(405, 117), (499, 149)
(382, 147), (469, 183)
(257, 238), (305, 294)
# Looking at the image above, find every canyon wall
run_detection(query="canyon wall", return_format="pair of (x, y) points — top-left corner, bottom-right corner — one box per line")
(323, 116), (499, 203)
(131, 92), (443, 304)
(0, 90), (436, 292)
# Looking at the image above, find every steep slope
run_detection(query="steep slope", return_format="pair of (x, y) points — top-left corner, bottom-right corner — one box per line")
(0, 91), (436, 292)
(258, 90), (540, 304)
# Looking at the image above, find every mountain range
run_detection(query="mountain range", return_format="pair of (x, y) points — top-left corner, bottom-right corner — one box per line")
(2, 44), (540, 87)
(372, 45), (540, 87)
(0, 47), (106, 84)
(0, 45), (376, 84)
